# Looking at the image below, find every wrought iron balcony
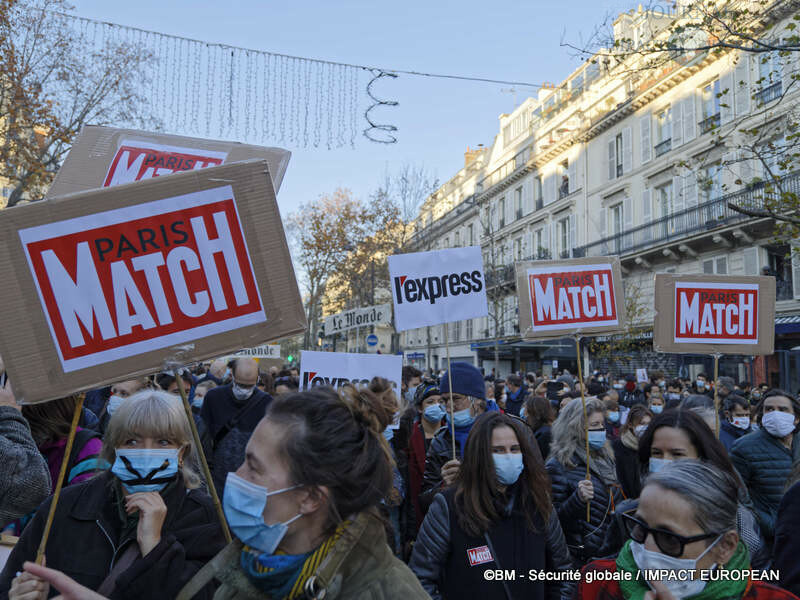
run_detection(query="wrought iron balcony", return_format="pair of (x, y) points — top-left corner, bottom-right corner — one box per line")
(755, 81), (782, 105)
(654, 138), (672, 157)
(576, 170), (800, 259)
(699, 113), (720, 134)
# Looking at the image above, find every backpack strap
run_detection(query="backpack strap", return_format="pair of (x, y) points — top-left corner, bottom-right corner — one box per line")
(212, 393), (263, 450)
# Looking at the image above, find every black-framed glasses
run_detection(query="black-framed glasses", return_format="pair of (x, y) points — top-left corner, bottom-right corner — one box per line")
(621, 512), (720, 558)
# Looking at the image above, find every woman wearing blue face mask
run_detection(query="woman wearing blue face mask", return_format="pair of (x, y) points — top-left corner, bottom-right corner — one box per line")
(577, 461), (795, 600)
(546, 397), (625, 567)
(410, 412), (572, 600)
(178, 385), (429, 599)
(2, 390), (224, 600)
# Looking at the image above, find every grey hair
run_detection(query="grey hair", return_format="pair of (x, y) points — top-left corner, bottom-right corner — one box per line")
(102, 389), (201, 489)
(690, 407), (718, 433)
(645, 460), (738, 535)
(550, 397), (613, 468)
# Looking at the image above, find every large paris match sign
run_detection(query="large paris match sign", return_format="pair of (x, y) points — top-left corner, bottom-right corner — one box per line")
(515, 257), (627, 339)
(0, 160), (306, 403)
(388, 246), (488, 331)
(653, 274), (775, 355)
(299, 351), (402, 393)
(47, 125), (291, 198)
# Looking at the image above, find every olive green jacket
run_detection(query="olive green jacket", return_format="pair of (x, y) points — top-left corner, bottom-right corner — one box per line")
(177, 510), (430, 600)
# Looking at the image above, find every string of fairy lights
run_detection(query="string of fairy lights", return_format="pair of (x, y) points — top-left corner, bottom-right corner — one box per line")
(53, 11), (540, 147)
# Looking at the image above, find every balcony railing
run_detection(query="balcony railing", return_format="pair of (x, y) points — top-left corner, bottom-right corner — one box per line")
(699, 113), (720, 134)
(577, 169), (800, 258)
(654, 138), (672, 157)
(755, 80), (782, 105)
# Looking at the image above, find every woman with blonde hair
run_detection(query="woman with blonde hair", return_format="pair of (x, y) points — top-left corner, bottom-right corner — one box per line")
(2, 390), (225, 600)
(545, 397), (624, 567)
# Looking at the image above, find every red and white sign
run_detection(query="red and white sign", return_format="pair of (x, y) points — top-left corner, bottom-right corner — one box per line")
(526, 264), (618, 332)
(103, 140), (228, 187)
(467, 545), (494, 566)
(674, 282), (758, 344)
(19, 185), (265, 372)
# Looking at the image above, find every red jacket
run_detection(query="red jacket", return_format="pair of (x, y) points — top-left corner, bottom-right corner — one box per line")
(577, 560), (799, 600)
(408, 420), (428, 532)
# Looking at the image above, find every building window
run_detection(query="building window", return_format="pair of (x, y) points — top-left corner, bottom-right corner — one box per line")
(534, 176), (543, 210)
(559, 160), (569, 199)
(557, 218), (570, 258)
(700, 163), (722, 204)
(468, 223), (474, 245)
(615, 133), (624, 177)
(514, 237), (523, 260)
(466, 318), (473, 340)
(703, 256), (728, 274)
(515, 187), (523, 219)
(498, 197), (505, 228)
(611, 204), (623, 235)
(454, 230), (460, 247)
(443, 237), (450, 249)
(655, 182), (673, 217)
(700, 80), (721, 133)
(654, 108), (672, 156)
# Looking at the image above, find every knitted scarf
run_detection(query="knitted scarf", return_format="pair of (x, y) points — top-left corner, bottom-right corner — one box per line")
(241, 521), (349, 599)
(616, 539), (750, 600)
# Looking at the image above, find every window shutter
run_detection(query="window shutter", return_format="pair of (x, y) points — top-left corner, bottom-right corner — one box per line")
(549, 221), (556, 258)
(683, 94), (696, 143)
(673, 175), (685, 212)
(622, 126), (633, 174)
(543, 174), (555, 206)
(703, 259), (714, 274)
(599, 206), (607, 238)
(734, 54), (750, 116)
(742, 247), (759, 276)
(608, 138), (616, 180)
(683, 171), (698, 207)
(642, 188), (652, 241)
(672, 101), (684, 147)
(542, 223), (550, 258)
(622, 197), (633, 250)
(719, 71), (734, 124)
(569, 213), (577, 254)
(792, 244), (800, 300)
(568, 158), (577, 193)
(524, 183), (533, 214)
(640, 113), (652, 164)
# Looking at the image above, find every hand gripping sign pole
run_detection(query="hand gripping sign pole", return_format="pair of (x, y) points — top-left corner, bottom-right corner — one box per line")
(35, 394), (85, 564)
(168, 362), (232, 543)
(573, 335), (591, 523)
(443, 324), (457, 460)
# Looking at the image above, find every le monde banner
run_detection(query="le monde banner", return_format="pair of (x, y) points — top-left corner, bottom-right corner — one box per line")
(324, 303), (392, 335)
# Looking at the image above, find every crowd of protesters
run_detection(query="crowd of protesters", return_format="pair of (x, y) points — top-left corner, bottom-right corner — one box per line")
(0, 355), (799, 599)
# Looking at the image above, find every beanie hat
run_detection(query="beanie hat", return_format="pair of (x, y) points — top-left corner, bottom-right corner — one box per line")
(439, 362), (485, 400)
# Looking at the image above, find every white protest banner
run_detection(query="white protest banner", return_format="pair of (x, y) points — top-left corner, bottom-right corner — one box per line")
(653, 274), (775, 355)
(324, 304), (392, 335)
(235, 345), (281, 359)
(299, 351), (402, 393)
(0, 160), (306, 403)
(515, 257), (627, 340)
(636, 368), (649, 383)
(388, 246), (488, 331)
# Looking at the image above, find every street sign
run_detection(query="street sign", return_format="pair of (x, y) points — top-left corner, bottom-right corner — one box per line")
(366, 334), (378, 346)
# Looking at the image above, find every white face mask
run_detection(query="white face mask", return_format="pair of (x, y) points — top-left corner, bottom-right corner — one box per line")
(731, 416), (750, 430)
(634, 424), (648, 437)
(631, 536), (721, 599)
(762, 410), (796, 438)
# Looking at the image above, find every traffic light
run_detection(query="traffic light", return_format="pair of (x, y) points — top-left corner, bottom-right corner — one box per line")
(287, 354), (295, 363)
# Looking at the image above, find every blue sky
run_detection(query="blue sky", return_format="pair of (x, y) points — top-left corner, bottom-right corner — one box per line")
(70, 0), (632, 217)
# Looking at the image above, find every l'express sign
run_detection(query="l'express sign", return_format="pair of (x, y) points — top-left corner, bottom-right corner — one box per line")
(653, 274), (775, 355)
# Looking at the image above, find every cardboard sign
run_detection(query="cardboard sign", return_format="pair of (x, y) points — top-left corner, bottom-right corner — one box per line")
(516, 257), (626, 340)
(388, 246), (488, 331)
(324, 304), (392, 335)
(653, 274), (775, 355)
(636, 368), (649, 383)
(47, 125), (291, 198)
(234, 345), (281, 359)
(0, 160), (306, 403)
(299, 351), (402, 393)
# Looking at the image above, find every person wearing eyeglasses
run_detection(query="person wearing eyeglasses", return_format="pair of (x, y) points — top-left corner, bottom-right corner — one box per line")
(577, 460), (798, 600)
(410, 411), (572, 600)
(545, 397), (624, 567)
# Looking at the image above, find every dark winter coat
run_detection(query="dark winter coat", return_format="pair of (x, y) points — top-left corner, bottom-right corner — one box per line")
(774, 480), (800, 596)
(545, 454), (624, 566)
(409, 487), (573, 600)
(719, 419), (752, 452)
(0, 472), (224, 599)
(610, 436), (641, 500)
(730, 428), (793, 541)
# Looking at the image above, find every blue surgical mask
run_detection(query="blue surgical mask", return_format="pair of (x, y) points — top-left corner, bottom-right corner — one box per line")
(383, 427), (395, 442)
(112, 448), (180, 493)
(650, 405), (664, 414)
(493, 453), (524, 485)
(696, 380), (705, 390)
(613, 383), (624, 390)
(223, 472), (302, 554)
(607, 411), (620, 423)
(447, 406), (475, 428)
(405, 385), (418, 404)
(106, 395), (126, 417)
(519, 406), (527, 420)
(649, 457), (673, 473)
(423, 404), (446, 423)
(587, 430), (606, 450)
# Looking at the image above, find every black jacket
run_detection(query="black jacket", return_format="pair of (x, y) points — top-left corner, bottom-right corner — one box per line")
(409, 489), (573, 600)
(719, 419), (752, 452)
(610, 437), (641, 500)
(0, 472), (224, 599)
(775, 480), (800, 596)
(545, 455), (624, 566)
(199, 385), (271, 441)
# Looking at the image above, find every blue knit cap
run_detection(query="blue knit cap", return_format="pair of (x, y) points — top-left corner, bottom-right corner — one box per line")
(439, 362), (485, 400)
